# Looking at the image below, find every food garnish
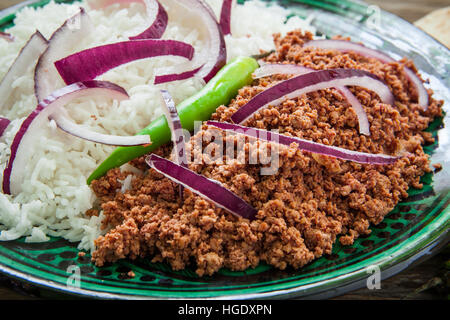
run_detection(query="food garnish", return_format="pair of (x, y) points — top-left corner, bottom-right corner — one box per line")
(0, 31), (48, 112)
(88, 0), (168, 39)
(206, 121), (399, 165)
(252, 63), (370, 135)
(303, 39), (429, 109)
(128, 0), (168, 40)
(50, 111), (151, 146)
(0, 117), (10, 137)
(0, 31), (14, 42)
(154, 0), (226, 84)
(55, 39), (194, 85)
(159, 89), (188, 197)
(146, 154), (258, 220)
(219, 0), (234, 36)
(87, 56), (259, 184)
(2, 80), (134, 195)
(34, 8), (93, 102)
(230, 68), (395, 124)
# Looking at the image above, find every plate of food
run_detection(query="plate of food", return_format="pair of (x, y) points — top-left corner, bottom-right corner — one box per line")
(0, 0), (448, 299)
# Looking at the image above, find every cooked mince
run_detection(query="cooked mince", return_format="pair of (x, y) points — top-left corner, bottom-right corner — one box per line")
(89, 30), (443, 276)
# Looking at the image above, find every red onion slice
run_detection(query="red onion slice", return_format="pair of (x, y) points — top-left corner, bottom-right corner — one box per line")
(159, 90), (188, 167)
(87, 0), (143, 10)
(402, 67), (429, 109)
(253, 64), (370, 135)
(303, 39), (429, 109)
(154, 66), (202, 85)
(129, 0), (168, 40)
(231, 68), (394, 125)
(50, 112), (150, 146)
(54, 39), (194, 85)
(2, 80), (129, 195)
(146, 154), (257, 220)
(206, 121), (399, 165)
(34, 8), (94, 102)
(0, 117), (10, 137)
(159, 89), (187, 198)
(0, 31), (48, 112)
(252, 64), (321, 80)
(155, 0), (226, 84)
(87, 0), (167, 39)
(304, 40), (394, 63)
(0, 31), (14, 42)
(219, 0), (234, 36)
(337, 86), (370, 135)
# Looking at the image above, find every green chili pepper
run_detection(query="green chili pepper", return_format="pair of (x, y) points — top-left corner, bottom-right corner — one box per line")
(87, 56), (259, 184)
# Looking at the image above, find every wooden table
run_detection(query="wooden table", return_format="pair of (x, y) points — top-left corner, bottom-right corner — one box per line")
(0, 0), (448, 300)
(366, 0), (450, 22)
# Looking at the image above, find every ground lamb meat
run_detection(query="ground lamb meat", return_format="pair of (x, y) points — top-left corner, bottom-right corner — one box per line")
(89, 30), (443, 276)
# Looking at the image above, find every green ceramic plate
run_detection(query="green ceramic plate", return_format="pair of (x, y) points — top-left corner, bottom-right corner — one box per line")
(0, 0), (448, 299)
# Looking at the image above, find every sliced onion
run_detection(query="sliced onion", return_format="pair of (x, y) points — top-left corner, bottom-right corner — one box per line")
(231, 68), (394, 125)
(219, 0), (234, 36)
(2, 80), (129, 195)
(337, 86), (370, 135)
(154, 66), (202, 85)
(88, 0), (168, 39)
(0, 31), (14, 42)
(253, 63), (370, 135)
(146, 154), (257, 220)
(159, 89), (187, 198)
(34, 8), (94, 102)
(252, 63), (320, 79)
(0, 31), (48, 112)
(154, 0), (226, 84)
(50, 111), (150, 146)
(0, 117), (10, 137)
(304, 40), (395, 63)
(129, 0), (168, 40)
(303, 39), (429, 109)
(206, 121), (399, 165)
(159, 90), (188, 167)
(55, 39), (194, 85)
(402, 67), (429, 109)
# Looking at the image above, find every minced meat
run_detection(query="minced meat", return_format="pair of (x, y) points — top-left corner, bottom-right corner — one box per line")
(89, 30), (443, 276)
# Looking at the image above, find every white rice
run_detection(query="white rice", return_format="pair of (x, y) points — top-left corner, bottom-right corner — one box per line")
(0, 0), (316, 251)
